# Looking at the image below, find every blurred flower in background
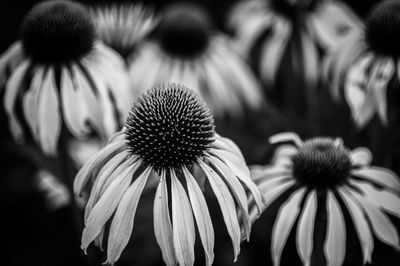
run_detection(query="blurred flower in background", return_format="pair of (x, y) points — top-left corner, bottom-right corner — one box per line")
(228, 0), (361, 121)
(326, 0), (400, 128)
(74, 83), (263, 266)
(250, 132), (400, 266)
(0, 0), (131, 155)
(90, 3), (157, 60)
(129, 2), (263, 118)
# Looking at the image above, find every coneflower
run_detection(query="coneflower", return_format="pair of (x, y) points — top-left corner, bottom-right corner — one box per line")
(90, 3), (156, 59)
(129, 3), (263, 118)
(326, 0), (400, 128)
(74, 83), (263, 266)
(251, 132), (400, 266)
(0, 0), (131, 155)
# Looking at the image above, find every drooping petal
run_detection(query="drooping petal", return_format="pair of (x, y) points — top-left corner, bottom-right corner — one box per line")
(183, 166), (215, 266)
(0, 42), (24, 86)
(23, 66), (45, 142)
(324, 191), (346, 266)
(353, 167), (400, 193)
(338, 187), (373, 264)
(37, 68), (61, 155)
(198, 160), (241, 261)
(154, 171), (176, 266)
(300, 30), (319, 91)
(350, 147), (372, 166)
(106, 166), (151, 264)
(260, 18), (292, 86)
(296, 190), (317, 266)
(81, 159), (139, 251)
(208, 155), (251, 240)
(170, 169), (196, 266)
(350, 187), (400, 250)
(350, 180), (400, 219)
(4, 60), (30, 141)
(74, 137), (126, 196)
(271, 187), (306, 266)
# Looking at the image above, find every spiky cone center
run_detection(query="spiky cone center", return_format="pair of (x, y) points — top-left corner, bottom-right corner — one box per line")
(365, 0), (400, 57)
(153, 3), (212, 58)
(270, 0), (322, 17)
(20, 0), (96, 64)
(124, 83), (215, 171)
(292, 138), (352, 189)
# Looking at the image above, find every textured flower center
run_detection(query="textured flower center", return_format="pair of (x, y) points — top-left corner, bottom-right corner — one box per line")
(292, 138), (352, 188)
(270, 0), (321, 17)
(20, 0), (96, 64)
(365, 1), (400, 57)
(153, 3), (211, 58)
(124, 83), (215, 171)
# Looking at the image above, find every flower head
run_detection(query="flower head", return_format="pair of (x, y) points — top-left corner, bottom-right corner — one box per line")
(0, 0), (131, 155)
(74, 83), (263, 265)
(90, 3), (156, 59)
(325, 0), (400, 128)
(251, 132), (400, 266)
(129, 3), (262, 117)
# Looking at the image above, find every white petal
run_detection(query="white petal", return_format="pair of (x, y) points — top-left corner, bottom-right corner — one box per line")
(350, 179), (400, 219)
(350, 188), (400, 250)
(106, 166), (151, 264)
(269, 132), (303, 147)
(272, 187), (306, 266)
(154, 171), (177, 266)
(296, 190), (317, 266)
(0, 42), (23, 86)
(4, 60), (30, 141)
(338, 187), (373, 264)
(38, 68), (61, 155)
(23, 67), (45, 142)
(74, 138), (125, 196)
(350, 147), (372, 166)
(198, 160), (241, 261)
(170, 169), (195, 266)
(353, 167), (400, 193)
(324, 191), (346, 266)
(183, 166), (215, 266)
(81, 159), (139, 251)
(260, 18), (292, 86)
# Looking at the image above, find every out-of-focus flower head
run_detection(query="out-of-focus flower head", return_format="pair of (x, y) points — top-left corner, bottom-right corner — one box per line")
(325, 0), (400, 128)
(228, 0), (361, 100)
(0, 0), (131, 155)
(74, 83), (263, 266)
(251, 132), (400, 266)
(129, 2), (263, 118)
(90, 3), (157, 60)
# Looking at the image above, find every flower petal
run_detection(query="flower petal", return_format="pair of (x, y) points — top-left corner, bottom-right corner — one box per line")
(106, 166), (151, 264)
(154, 170), (176, 266)
(170, 169), (196, 266)
(324, 191), (346, 266)
(38, 68), (61, 155)
(350, 187), (400, 250)
(272, 187), (306, 266)
(198, 160), (241, 261)
(338, 187), (373, 264)
(269, 132), (303, 147)
(350, 147), (372, 166)
(353, 167), (400, 193)
(183, 166), (215, 266)
(296, 190), (317, 266)
(81, 159), (139, 251)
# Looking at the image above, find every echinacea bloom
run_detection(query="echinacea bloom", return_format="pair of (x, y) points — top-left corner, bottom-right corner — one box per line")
(129, 3), (263, 117)
(74, 83), (263, 265)
(227, 0), (361, 115)
(325, 0), (400, 128)
(0, 0), (131, 155)
(90, 3), (156, 59)
(250, 132), (400, 266)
